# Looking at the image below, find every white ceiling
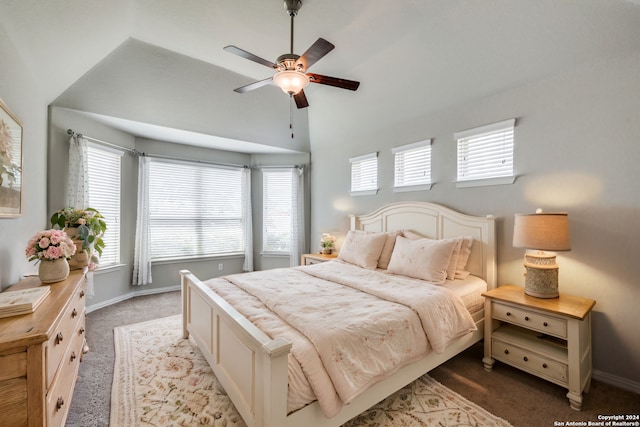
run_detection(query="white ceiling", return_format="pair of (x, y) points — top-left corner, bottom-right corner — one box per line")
(1, 0), (640, 152)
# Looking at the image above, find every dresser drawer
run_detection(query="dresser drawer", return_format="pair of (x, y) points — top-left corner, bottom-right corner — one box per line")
(46, 289), (86, 387)
(493, 302), (567, 338)
(493, 338), (567, 385)
(46, 318), (85, 427)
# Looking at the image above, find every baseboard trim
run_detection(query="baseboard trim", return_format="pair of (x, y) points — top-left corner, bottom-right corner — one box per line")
(86, 285), (181, 314)
(593, 369), (640, 395)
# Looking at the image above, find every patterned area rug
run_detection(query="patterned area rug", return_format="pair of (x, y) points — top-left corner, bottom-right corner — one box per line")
(110, 315), (512, 427)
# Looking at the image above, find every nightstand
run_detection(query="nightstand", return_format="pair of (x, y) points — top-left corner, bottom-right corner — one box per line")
(482, 285), (595, 410)
(300, 253), (338, 265)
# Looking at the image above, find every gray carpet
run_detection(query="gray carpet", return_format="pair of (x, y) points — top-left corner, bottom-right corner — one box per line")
(67, 291), (182, 427)
(67, 291), (639, 427)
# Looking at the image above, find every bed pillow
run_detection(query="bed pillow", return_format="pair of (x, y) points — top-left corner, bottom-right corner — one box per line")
(377, 231), (402, 269)
(387, 236), (458, 284)
(455, 236), (474, 278)
(402, 231), (461, 280)
(338, 230), (388, 270)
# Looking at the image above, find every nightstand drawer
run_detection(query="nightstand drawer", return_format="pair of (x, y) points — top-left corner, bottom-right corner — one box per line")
(493, 302), (567, 339)
(492, 338), (567, 385)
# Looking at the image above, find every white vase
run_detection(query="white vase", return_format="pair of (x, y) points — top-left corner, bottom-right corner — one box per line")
(39, 258), (70, 284)
(322, 247), (332, 255)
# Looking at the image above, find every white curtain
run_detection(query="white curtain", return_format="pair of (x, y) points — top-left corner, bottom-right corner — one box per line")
(290, 166), (305, 267)
(66, 134), (95, 297)
(66, 134), (90, 208)
(132, 155), (152, 285)
(242, 168), (253, 272)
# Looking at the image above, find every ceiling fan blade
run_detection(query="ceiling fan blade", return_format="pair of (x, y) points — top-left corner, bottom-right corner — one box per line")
(233, 77), (273, 93)
(307, 73), (360, 91)
(297, 38), (335, 71)
(224, 45), (277, 69)
(293, 90), (309, 109)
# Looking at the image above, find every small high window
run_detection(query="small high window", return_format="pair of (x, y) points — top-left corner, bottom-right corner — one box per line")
(393, 140), (432, 192)
(455, 118), (516, 188)
(350, 152), (378, 196)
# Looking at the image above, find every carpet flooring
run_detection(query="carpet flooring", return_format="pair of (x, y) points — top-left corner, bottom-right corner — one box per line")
(66, 291), (639, 427)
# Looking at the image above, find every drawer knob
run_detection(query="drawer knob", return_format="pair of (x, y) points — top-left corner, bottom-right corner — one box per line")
(71, 351), (77, 361)
(523, 356), (529, 362)
(55, 332), (64, 344)
(80, 290), (85, 298)
(72, 308), (78, 318)
(506, 312), (511, 316)
(543, 363), (548, 368)
(543, 322), (548, 327)
(504, 349), (510, 355)
(56, 397), (64, 410)
(80, 327), (86, 334)
(524, 316), (530, 321)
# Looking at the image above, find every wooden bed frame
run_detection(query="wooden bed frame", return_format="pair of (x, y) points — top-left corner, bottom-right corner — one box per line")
(180, 201), (496, 427)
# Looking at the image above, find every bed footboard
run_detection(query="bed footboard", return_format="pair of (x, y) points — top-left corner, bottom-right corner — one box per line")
(180, 270), (291, 427)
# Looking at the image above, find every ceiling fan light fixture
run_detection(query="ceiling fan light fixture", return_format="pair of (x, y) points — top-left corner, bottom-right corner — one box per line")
(273, 70), (309, 95)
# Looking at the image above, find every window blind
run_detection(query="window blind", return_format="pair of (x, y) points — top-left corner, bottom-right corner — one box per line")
(86, 144), (122, 266)
(262, 170), (292, 253)
(393, 140), (431, 189)
(148, 159), (244, 260)
(455, 119), (515, 182)
(350, 152), (378, 194)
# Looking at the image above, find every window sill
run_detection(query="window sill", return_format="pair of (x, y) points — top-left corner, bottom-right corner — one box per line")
(92, 263), (125, 275)
(455, 175), (517, 189)
(393, 183), (433, 193)
(350, 189), (379, 197)
(152, 253), (244, 265)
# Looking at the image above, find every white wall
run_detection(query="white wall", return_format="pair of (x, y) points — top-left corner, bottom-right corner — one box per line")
(309, 51), (640, 390)
(0, 23), (48, 288)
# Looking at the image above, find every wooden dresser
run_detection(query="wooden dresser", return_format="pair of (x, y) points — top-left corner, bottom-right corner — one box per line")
(0, 269), (87, 427)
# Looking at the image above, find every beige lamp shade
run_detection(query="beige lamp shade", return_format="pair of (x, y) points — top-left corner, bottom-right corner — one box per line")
(513, 212), (571, 251)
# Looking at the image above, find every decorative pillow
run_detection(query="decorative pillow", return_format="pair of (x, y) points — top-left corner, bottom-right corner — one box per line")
(387, 236), (458, 284)
(377, 231), (402, 269)
(338, 230), (388, 270)
(402, 230), (461, 280)
(455, 236), (474, 276)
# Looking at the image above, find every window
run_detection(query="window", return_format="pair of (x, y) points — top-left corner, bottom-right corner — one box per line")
(350, 152), (378, 196)
(393, 140), (432, 192)
(455, 118), (516, 188)
(148, 159), (244, 260)
(263, 169), (293, 253)
(86, 144), (122, 266)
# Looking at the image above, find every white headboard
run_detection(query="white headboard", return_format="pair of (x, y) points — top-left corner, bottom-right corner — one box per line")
(349, 201), (497, 289)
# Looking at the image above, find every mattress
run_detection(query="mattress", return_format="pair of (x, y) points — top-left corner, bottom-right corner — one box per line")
(442, 274), (487, 316)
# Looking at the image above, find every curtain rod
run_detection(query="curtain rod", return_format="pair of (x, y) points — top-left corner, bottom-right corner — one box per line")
(67, 129), (305, 170)
(67, 129), (138, 154)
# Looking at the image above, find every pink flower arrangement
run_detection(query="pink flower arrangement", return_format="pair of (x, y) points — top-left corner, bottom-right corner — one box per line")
(25, 229), (76, 262)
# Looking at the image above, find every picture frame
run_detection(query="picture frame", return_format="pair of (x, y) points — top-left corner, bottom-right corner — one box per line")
(0, 99), (23, 217)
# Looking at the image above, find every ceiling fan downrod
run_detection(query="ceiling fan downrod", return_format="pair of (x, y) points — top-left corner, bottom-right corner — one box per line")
(284, 0), (302, 54)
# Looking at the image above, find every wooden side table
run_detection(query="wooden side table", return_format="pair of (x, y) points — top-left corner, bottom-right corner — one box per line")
(300, 253), (338, 265)
(482, 285), (595, 410)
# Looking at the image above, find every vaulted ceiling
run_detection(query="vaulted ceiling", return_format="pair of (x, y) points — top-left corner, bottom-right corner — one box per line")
(2, 0), (639, 153)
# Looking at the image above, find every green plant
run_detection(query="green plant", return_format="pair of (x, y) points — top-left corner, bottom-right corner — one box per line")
(50, 207), (107, 257)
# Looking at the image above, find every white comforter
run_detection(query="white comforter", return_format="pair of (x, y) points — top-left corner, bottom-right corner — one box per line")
(203, 260), (475, 418)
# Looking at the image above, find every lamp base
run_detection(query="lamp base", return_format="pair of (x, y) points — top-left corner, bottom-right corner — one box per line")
(523, 252), (559, 299)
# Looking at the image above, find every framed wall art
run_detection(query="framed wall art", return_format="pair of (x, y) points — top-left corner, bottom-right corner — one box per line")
(0, 99), (23, 217)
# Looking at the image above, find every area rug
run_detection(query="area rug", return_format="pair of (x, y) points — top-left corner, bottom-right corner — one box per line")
(111, 315), (512, 427)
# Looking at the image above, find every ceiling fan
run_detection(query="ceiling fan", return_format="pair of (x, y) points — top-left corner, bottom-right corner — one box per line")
(224, 0), (360, 109)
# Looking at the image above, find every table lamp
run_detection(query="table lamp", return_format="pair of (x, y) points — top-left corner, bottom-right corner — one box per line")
(513, 210), (571, 298)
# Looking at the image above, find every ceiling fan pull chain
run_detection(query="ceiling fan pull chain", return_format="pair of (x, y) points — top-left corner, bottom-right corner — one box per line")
(290, 95), (295, 139)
